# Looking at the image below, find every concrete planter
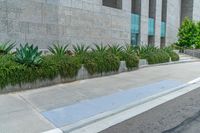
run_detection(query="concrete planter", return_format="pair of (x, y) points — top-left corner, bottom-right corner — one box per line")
(169, 57), (172, 62)
(0, 61), (130, 93)
(101, 71), (119, 76)
(0, 57), (180, 94)
(1, 76), (62, 94)
(139, 59), (148, 67)
(184, 49), (200, 58)
(119, 61), (128, 72)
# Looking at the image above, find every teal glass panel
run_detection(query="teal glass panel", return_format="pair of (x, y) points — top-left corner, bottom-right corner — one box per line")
(131, 14), (140, 34)
(148, 18), (155, 36)
(161, 21), (166, 37)
(131, 33), (138, 45)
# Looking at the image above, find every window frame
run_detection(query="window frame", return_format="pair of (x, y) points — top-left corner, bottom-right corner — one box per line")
(102, 0), (122, 10)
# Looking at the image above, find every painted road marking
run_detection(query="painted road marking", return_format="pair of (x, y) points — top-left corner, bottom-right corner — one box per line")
(42, 128), (63, 133)
(42, 80), (182, 127)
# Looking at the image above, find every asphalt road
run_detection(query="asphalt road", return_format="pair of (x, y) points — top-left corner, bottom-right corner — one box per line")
(101, 88), (200, 133)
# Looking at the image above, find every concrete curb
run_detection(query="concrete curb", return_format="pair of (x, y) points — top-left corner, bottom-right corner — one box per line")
(42, 77), (200, 133)
(139, 59), (200, 68)
(42, 128), (63, 133)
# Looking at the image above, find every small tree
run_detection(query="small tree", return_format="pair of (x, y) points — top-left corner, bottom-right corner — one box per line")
(177, 17), (197, 48)
(195, 22), (200, 48)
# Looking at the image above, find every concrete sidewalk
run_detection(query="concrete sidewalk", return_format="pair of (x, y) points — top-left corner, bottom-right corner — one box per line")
(178, 53), (199, 62)
(1, 59), (200, 133)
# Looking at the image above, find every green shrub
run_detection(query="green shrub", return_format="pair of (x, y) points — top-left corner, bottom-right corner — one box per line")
(48, 43), (69, 56)
(135, 45), (159, 59)
(73, 44), (90, 55)
(92, 44), (108, 53)
(73, 44), (90, 64)
(195, 43), (200, 49)
(47, 55), (81, 78)
(107, 44), (123, 59)
(83, 52), (120, 75)
(133, 45), (172, 64)
(15, 43), (43, 66)
(0, 43), (178, 90)
(121, 45), (139, 69)
(83, 53), (98, 75)
(0, 54), (81, 89)
(0, 55), (41, 88)
(162, 47), (180, 61)
(0, 41), (15, 55)
(144, 50), (170, 64)
(168, 51), (179, 61)
(123, 45), (135, 55)
(177, 17), (197, 48)
(121, 52), (139, 69)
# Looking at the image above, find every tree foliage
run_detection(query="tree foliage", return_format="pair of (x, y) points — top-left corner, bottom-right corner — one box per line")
(178, 17), (197, 48)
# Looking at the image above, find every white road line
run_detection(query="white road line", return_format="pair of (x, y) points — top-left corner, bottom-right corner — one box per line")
(42, 128), (63, 133)
(43, 77), (200, 133)
(67, 82), (200, 133)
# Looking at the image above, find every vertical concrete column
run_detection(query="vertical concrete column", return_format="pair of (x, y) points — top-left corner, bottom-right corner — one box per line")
(122, 0), (132, 44)
(165, 0), (181, 45)
(139, 0), (149, 45)
(181, 0), (193, 23)
(192, 0), (200, 21)
(122, 0), (131, 12)
(154, 0), (162, 47)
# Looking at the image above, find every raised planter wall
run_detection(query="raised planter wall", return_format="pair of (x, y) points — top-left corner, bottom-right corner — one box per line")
(2, 58), (179, 94)
(184, 49), (200, 58)
(0, 56), (181, 94)
(139, 59), (148, 67)
(1, 61), (130, 94)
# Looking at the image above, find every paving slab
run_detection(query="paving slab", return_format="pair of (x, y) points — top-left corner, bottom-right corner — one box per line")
(0, 94), (29, 115)
(0, 94), (54, 133)
(0, 109), (53, 133)
(19, 86), (86, 112)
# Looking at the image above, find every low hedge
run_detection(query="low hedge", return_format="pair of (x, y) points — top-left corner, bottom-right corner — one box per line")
(0, 55), (81, 89)
(0, 44), (180, 90)
(143, 50), (170, 64)
(138, 46), (180, 64)
(83, 52), (120, 75)
(121, 52), (139, 70)
(162, 47), (180, 61)
(43, 55), (81, 78)
(167, 51), (180, 61)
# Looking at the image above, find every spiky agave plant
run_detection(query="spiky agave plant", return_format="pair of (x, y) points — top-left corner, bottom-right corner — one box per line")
(0, 41), (16, 55)
(162, 46), (173, 53)
(92, 43), (107, 53)
(72, 44), (90, 55)
(107, 44), (123, 58)
(15, 43), (43, 66)
(123, 44), (135, 54)
(48, 43), (69, 56)
(136, 45), (159, 58)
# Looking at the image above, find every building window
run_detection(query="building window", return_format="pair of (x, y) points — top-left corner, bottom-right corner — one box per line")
(102, 0), (122, 9)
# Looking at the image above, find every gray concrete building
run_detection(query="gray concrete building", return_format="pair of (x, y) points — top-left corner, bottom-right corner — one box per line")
(0, 0), (199, 49)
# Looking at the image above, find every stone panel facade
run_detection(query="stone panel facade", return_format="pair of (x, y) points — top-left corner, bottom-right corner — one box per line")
(0, 0), (131, 48)
(192, 0), (200, 21)
(0, 0), (200, 48)
(165, 0), (182, 45)
(154, 0), (162, 47)
(139, 0), (149, 45)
